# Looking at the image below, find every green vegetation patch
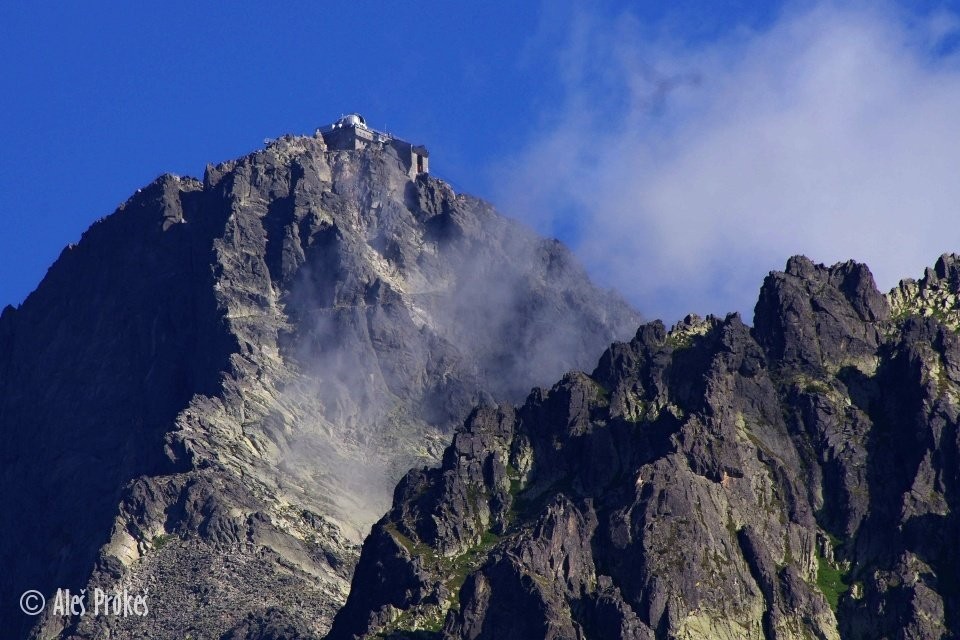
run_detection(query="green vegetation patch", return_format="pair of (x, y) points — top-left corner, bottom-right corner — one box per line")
(665, 333), (695, 349)
(506, 463), (524, 499)
(380, 523), (502, 637)
(816, 552), (849, 612)
(385, 522), (432, 557)
(589, 378), (611, 405)
(442, 530), (501, 606)
(151, 533), (172, 550)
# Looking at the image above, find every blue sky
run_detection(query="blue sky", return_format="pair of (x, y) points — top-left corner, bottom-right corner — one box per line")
(3, 1), (960, 321)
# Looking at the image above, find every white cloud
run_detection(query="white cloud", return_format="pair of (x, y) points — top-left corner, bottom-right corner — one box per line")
(497, 2), (960, 323)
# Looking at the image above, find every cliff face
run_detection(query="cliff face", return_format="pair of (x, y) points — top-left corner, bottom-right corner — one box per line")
(0, 133), (639, 639)
(329, 255), (960, 640)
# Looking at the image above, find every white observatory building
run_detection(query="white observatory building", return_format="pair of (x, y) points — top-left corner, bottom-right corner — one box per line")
(317, 114), (429, 178)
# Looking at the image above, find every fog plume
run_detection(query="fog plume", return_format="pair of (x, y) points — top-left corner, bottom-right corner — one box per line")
(261, 151), (639, 531)
(498, 2), (960, 322)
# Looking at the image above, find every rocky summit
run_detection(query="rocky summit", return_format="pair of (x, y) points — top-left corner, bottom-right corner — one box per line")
(7, 121), (960, 640)
(0, 130), (639, 639)
(329, 255), (960, 640)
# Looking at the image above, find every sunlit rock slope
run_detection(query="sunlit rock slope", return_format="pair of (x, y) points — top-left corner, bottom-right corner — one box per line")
(0, 132), (639, 639)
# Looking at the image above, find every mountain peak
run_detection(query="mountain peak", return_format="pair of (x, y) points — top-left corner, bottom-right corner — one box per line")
(1, 129), (639, 638)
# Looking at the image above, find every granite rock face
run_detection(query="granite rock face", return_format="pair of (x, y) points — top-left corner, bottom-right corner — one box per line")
(329, 255), (960, 640)
(0, 133), (639, 639)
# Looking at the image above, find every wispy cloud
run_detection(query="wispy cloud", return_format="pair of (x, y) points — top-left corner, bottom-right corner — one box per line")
(498, 2), (960, 322)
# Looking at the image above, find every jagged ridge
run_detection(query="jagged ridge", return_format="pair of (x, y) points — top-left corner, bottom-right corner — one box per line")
(329, 254), (960, 640)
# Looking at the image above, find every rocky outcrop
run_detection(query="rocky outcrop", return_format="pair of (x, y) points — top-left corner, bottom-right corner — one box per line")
(329, 255), (960, 640)
(0, 133), (639, 639)
(889, 253), (960, 331)
(221, 608), (322, 640)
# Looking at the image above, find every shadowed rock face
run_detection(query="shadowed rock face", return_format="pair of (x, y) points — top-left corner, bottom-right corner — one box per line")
(0, 133), (640, 639)
(330, 254), (960, 640)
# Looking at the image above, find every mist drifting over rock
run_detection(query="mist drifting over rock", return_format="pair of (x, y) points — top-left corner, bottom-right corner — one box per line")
(0, 129), (638, 639)
(9, 114), (960, 640)
(331, 255), (960, 640)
